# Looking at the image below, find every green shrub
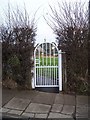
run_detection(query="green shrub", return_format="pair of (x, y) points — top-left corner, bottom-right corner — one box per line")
(8, 55), (20, 67)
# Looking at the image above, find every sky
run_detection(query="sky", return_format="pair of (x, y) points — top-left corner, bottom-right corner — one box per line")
(0, 0), (88, 45)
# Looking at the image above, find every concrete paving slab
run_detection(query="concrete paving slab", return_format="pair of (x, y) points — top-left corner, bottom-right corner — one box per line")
(4, 97), (30, 110)
(35, 113), (48, 118)
(0, 112), (1, 118)
(2, 88), (18, 106)
(88, 96), (90, 107)
(2, 113), (21, 119)
(76, 112), (89, 119)
(54, 94), (64, 104)
(48, 112), (73, 118)
(25, 103), (51, 113)
(1, 108), (10, 113)
(51, 104), (63, 113)
(0, 108), (1, 113)
(64, 94), (75, 105)
(76, 106), (88, 117)
(76, 104), (88, 108)
(76, 95), (88, 106)
(32, 92), (56, 105)
(8, 110), (23, 115)
(2, 88), (89, 119)
(88, 107), (90, 118)
(76, 115), (88, 118)
(0, 87), (2, 109)
(15, 90), (38, 100)
(0, 103), (1, 109)
(61, 105), (75, 115)
(21, 112), (34, 118)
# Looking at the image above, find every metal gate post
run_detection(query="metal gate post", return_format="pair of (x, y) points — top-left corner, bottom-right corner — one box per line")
(58, 50), (62, 91)
(31, 55), (35, 89)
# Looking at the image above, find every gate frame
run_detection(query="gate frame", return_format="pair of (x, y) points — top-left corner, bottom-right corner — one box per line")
(32, 42), (62, 91)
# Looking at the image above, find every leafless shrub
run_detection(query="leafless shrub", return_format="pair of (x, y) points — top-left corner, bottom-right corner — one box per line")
(44, 1), (88, 94)
(0, 3), (37, 89)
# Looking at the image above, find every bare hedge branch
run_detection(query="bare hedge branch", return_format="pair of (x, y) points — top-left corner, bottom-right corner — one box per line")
(44, 1), (88, 94)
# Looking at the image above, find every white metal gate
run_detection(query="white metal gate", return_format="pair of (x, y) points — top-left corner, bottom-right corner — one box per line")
(34, 42), (62, 89)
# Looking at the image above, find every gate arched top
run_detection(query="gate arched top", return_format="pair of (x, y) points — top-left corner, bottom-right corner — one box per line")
(34, 42), (58, 54)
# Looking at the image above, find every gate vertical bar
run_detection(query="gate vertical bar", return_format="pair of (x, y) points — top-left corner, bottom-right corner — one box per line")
(41, 44), (43, 85)
(58, 50), (62, 91)
(37, 50), (39, 85)
(34, 49), (36, 87)
(54, 47), (55, 85)
(50, 43), (51, 85)
(42, 43), (44, 85)
(56, 67), (57, 85)
(45, 43), (47, 85)
(39, 46), (41, 85)
(32, 51), (35, 88)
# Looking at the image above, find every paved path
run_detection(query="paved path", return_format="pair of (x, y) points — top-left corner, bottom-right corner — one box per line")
(1, 88), (89, 119)
(36, 76), (58, 85)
